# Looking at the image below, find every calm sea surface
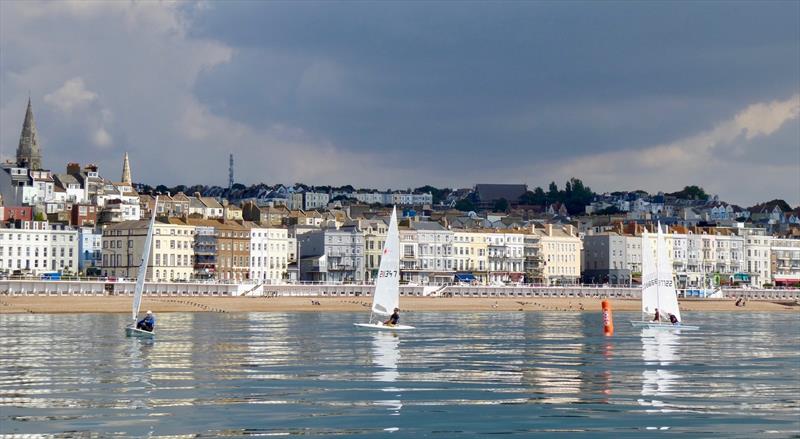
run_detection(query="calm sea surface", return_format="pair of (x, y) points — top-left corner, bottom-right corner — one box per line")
(0, 311), (798, 438)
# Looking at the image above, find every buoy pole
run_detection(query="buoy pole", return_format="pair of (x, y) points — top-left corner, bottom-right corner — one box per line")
(602, 299), (614, 336)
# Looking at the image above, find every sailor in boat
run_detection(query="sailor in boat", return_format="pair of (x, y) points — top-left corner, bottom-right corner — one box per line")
(652, 308), (661, 322)
(136, 310), (156, 332)
(668, 313), (679, 325)
(384, 308), (400, 327)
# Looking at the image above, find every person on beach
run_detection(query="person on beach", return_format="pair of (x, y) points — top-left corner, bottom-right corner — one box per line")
(384, 308), (400, 326)
(652, 308), (661, 322)
(136, 310), (155, 332)
(668, 313), (679, 325)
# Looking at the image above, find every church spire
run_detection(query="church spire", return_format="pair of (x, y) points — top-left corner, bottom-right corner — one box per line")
(121, 152), (132, 185)
(16, 97), (42, 170)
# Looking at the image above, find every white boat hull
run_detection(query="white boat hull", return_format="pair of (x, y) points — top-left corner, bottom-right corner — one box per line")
(354, 323), (415, 331)
(126, 326), (155, 338)
(630, 321), (699, 331)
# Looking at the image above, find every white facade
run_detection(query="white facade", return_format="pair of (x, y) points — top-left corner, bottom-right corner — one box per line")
(250, 227), (289, 282)
(771, 238), (800, 285)
(737, 227), (774, 287)
(485, 232), (525, 283)
(0, 222), (79, 274)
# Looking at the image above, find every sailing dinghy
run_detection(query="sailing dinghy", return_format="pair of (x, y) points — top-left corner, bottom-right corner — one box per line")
(631, 223), (699, 331)
(126, 196), (158, 338)
(355, 206), (415, 331)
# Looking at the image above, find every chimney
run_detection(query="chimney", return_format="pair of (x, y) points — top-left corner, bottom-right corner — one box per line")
(565, 224), (575, 236)
(222, 199), (229, 223)
(67, 163), (81, 175)
(546, 223), (553, 236)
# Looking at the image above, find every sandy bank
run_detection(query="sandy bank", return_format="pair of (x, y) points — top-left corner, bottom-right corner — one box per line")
(0, 296), (796, 314)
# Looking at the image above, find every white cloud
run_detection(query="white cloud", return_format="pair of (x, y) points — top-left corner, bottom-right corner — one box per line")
(43, 77), (97, 112)
(92, 128), (112, 148)
(521, 93), (800, 206)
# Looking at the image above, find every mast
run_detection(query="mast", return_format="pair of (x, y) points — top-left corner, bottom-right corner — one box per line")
(132, 196), (159, 323)
(655, 223), (661, 318)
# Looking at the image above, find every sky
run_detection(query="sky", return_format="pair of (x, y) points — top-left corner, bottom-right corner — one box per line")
(0, 0), (798, 207)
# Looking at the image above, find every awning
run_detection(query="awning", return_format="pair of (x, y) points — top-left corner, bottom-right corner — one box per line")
(455, 273), (476, 282)
(732, 273), (751, 282)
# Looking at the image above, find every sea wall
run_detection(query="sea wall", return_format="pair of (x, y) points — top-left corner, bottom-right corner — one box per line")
(1, 280), (798, 300)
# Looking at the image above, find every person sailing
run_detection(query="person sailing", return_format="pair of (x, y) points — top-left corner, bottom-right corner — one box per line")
(652, 308), (661, 322)
(384, 308), (400, 327)
(136, 310), (156, 332)
(668, 313), (679, 325)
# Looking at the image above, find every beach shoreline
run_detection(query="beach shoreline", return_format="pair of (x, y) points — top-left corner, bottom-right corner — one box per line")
(0, 296), (797, 314)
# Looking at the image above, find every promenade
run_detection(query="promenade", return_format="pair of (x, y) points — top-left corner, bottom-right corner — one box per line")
(0, 280), (797, 314)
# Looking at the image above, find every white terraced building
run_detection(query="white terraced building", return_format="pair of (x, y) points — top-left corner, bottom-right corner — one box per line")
(0, 221), (79, 274)
(249, 227), (289, 282)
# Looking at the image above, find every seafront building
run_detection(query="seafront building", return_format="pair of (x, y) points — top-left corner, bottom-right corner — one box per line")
(535, 224), (582, 285)
(770, 238), (800, 287)
(453, 230), (489, 284)
(297, 225), (365, 283)
(101, 219), (195, 281)
(249, 226), (289, 282)
(0, 221), (78, 274)
(360, 217), (388, 282)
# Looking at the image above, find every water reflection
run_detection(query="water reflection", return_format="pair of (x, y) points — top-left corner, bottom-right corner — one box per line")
(640, 328), (681, 405)
(371, 332), (402, 415)
(0, 312), (797, 437)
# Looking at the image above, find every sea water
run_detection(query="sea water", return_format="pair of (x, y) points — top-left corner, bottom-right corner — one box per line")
(0, 311), (797, 437)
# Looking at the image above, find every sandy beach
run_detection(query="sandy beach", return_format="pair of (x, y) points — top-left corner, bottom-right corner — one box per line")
(0, 296), (797, 314)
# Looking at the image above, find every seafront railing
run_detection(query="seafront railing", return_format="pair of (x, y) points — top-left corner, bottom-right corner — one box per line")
(1, 279), (798, 300)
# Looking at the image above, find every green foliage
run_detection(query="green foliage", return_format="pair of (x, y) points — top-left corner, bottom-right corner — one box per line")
(595, 206), (621, 215)
(455, 198), (475, 212)
(415, 185), (452, 204)
(493, 198), (509, 212)
(668, 185), (709, 200)
(519, 187), (547, 205)
(33, 212), (46, 221)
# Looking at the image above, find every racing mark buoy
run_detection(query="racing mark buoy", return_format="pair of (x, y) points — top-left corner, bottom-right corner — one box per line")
(602, 299), (614, 336)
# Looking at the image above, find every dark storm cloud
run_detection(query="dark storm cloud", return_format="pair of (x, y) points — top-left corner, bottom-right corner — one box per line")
(189, 1), (799, 163)
(1, 1), (797, 205)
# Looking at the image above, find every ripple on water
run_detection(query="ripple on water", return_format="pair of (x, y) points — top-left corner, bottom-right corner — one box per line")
(0, 311), (798, 437)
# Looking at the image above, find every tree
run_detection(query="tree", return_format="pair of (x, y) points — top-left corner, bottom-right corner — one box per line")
(415, 185), (451, 204)
(595, 206), (621, 215)
(668, 185), (709, 200)
(455, 198), (475, 212)
(493, 198), (509, 213)
(33, 212), (46, 221)
(547, 181), (559, 202)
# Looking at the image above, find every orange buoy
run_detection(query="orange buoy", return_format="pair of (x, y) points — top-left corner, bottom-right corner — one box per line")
(602, 299), (614, 336)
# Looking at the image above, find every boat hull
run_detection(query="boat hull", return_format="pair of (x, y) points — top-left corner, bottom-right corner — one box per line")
(630, 321), (699, 331)
(354, 323), (415, 331)
(126, 326), (155, 338)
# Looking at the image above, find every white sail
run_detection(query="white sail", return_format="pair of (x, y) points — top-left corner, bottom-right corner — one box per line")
(641, 228), (659, 317)
(655, 223), (681, 322)
(372, 206), (400, 316)
(132, 196), (158, 323)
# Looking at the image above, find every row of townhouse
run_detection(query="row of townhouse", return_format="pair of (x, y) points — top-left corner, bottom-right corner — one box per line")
(2, 218), (795, 287)
(297, 220), (581, 286)
(100, 218), (289, 283)
(582, 224), (796, 287)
